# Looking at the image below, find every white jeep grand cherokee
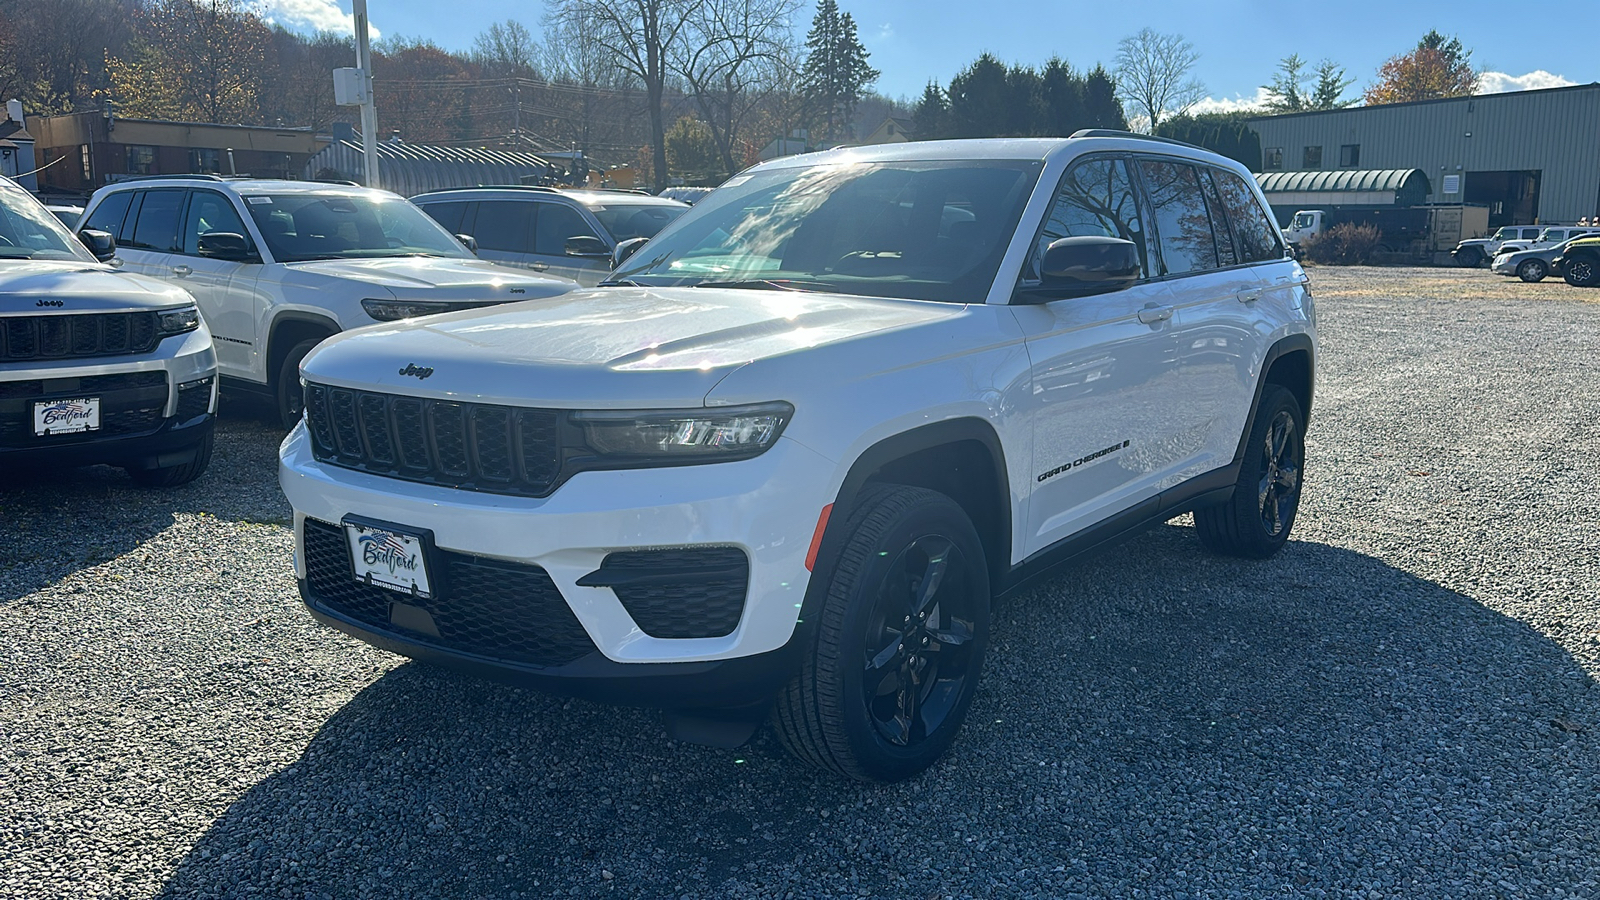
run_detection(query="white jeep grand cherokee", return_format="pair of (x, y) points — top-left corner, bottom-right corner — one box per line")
(279, 133), (1315, 782)
(79, 177), (579, 427)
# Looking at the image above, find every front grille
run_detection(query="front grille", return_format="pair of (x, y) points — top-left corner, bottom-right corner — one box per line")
(602, 547), (749, 639)
(0, 371), (168, 447)
(306, 384), (561, 497)
(302, 518), (597, 668)
(0, 313), (160, 362)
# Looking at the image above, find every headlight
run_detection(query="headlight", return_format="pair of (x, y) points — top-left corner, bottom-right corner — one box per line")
(361, 298), (463, 321)
(571, 402), (793, 462)
(156, 304), (200, 336)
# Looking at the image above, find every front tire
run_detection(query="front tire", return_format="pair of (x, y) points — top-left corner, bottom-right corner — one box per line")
(1194, 385), (1305, 559)
(773, 485), (990, 783)
(1517, 259), (1547, 282)
(126, 428), (213, 487)
(1564, 255), (1600, 287)
(1457, 248), (1483, 267)
(275, 338), (323, 430)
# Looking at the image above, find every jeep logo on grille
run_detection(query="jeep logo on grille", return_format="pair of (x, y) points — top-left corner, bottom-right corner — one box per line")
(398, 363), (434, 380)
(36, 299), (64, 307)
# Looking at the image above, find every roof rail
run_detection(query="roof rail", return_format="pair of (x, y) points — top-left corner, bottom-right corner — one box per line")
(115, 173), (226, 183)
(1068, 129), (1206, 151)
(311, 178), (361, 186)
(476, 184), (561, 192)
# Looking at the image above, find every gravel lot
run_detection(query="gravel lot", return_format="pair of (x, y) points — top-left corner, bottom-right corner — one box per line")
(2, 267), (1597, 899)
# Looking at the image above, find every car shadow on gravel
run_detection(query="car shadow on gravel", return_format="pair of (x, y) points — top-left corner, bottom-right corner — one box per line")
(0, 414), (291, 605)
(154, 524), (1599, 899)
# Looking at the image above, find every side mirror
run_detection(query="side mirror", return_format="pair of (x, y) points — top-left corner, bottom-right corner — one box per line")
(1018, 236), (1140, 301)
(565, 234), (611, 259)
(611, 236), (648, 269)
(455, 233), (478, 253)
(196, 232), (254, 261)
(78, 229), (116, 262)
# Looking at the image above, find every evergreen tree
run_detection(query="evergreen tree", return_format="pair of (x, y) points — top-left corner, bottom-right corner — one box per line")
(1040, 57), (1086, 137)
(1155, 111), (1261, 170)
(799, 0), (879, 140)
(1262, 54), (1308, 113)
(1309, 59), (1356, 110)
(1083, 65), (1127, 130)
(945, 53), (1011, 138)
(911, 82), (947, 140)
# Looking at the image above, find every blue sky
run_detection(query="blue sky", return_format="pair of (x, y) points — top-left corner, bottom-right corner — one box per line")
(263, 0), (1595, 108)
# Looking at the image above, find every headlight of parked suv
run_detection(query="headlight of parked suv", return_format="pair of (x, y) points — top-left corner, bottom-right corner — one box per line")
(157, 304), (201, 337)
(572, 402), (794, 462)
(361, 298), (465, 321)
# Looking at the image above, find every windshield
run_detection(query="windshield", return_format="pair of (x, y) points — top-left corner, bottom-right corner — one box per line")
(243, 193), (472, 263)
(612, 159), (1041, 303)
(589, 203), (686, 242)
(1292, 213), (1315, 229)
(0, 179), (93, 262)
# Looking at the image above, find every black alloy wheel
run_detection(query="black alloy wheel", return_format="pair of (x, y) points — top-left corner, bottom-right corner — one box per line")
(1518, 259), (1548, 283)
(1256, 408), (1302, 539)
(1565, 256), (1600, 287)
(1194, 385), (1306, 559)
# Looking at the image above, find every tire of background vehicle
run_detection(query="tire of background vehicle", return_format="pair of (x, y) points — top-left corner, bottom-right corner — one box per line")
(1457, 248), (1483, 268)
(1518, 259), (1548, 283)
(275, 338), (323, 429)
(1564, 256), (1600, 287)
(772, 485), (991, 783)
(126, 428), (213, 487)
(1193, 385), (1305, 559)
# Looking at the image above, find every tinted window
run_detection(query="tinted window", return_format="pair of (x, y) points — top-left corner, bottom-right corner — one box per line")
(1210, 168), (1283, 263)
(1138, 159), (1218, 275)
(1034, 156), (1149, 278)
(83, 191), (134, 240)
(181, 191), (250, 256)
(1198, 170), (1238, 267)
(242, 194), (472, 262)
(590, 203), (685, 242)
(420, 200), (470, 235)
(535, 203), (600, 255)
(472, 200), (533, 253)
(126, 190), (185, 251)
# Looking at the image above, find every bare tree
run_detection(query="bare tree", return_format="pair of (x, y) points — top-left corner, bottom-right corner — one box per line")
(472, 20), (541, 78)
(673, 0), (799, 177)
(551, 0), (706, 191)
(1113, 28), (1204, 131)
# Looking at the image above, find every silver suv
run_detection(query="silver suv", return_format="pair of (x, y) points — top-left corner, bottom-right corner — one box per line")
(411, 187), (688, 285)
(0, 176), (216, 486)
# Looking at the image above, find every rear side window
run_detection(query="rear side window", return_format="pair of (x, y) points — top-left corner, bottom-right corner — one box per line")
(1210, 168), (1283, 263)
(472, 200), (533, 253)
(535, 203), (600, 255)
(126, 190), (185, 251)
(420, 201), (471, 235)
(83, 191), (134, 240)
(1138, 159), (1218, 275)
(1033, 156), (1149, 279)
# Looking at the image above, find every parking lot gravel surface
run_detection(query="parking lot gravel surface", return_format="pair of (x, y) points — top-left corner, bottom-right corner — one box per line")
(2, 267), (1597, 899)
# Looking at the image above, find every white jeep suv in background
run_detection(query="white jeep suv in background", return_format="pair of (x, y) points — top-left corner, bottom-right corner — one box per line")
(1, 175), (216, 486)
(78, 177), (580, 426)
(279, 133), (1316, 782)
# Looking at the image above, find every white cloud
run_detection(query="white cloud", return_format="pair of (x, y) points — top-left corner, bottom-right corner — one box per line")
(877, 22), (894, 40)
(256, 0), (379, 39)
(1188, 87), (1273, 115)
(1477, 70), (1575, 94)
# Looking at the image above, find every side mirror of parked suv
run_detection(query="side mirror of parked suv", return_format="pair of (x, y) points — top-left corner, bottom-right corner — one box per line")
(1019, 236), (1141, 301)
(196, 232), (255, 262)
(565, 235), (611, 259)
(455, 233), (479, 254)
(611, 237), (648, 269)
(77, 229), (116, 262)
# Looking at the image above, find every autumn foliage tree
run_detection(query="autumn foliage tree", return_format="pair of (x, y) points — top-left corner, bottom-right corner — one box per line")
(108, 0), (271, 123)
(1363, 30), (1479, 105)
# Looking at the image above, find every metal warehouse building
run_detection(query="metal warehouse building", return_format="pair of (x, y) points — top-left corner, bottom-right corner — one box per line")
(1248, 83), (1600, 227)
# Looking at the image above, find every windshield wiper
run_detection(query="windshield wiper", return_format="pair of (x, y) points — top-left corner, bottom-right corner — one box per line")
(597, 278), (644, 287)
(692, 279), (819, 292)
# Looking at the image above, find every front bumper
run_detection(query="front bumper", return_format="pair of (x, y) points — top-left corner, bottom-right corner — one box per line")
(280, 423), (839, 687)
(1491, 257), (1516, 275)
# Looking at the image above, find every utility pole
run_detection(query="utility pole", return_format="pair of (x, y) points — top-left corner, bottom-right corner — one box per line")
(353, 0), (380, 189)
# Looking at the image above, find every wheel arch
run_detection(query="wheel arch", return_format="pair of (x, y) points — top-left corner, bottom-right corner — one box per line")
(1234, 333), (1315, 465)
(266, 311), (341, 387)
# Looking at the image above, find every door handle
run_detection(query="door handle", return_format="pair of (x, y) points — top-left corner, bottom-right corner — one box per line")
(171, 265), (192, 277)
(528, 262), (549, 271)
(1137, 304), (1173, 324)
(1237, 289), (1262, 303)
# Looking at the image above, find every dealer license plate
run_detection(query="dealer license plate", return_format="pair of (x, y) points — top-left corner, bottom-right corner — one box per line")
(33, 397), (100, 435)
(345, 521), (433, 599)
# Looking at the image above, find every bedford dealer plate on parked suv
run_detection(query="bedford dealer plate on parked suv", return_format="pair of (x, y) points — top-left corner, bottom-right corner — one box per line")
(280, 132), (1316, 782)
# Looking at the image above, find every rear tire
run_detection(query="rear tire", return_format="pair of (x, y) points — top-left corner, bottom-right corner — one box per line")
(275, 338), (323, 430)
(1517, 259), (1548, 283)
(1564, 255), (1600, 287)
(1194, 385), (1305, 559)
(773, 485), (990, 783)
(126, 428), (213, 487)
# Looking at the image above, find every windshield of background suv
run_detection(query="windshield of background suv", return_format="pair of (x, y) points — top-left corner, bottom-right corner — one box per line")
(0, 179), (93, 262)
(243, 193), (472, 263)
(589, 203), (686, 242)
(611, 159), (1042, 303)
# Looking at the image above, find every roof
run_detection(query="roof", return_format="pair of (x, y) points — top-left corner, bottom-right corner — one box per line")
(1255, 168), (1429, 194)
(0, 120), (32, 142)
(410, 186), (686, 208)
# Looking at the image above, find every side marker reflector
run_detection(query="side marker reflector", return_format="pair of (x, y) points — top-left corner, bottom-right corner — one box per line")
(804, 503), (833, 572)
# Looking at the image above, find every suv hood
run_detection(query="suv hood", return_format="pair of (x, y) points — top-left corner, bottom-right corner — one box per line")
(0, 259), (194, 312)
(283, 257), (578, 303)
(302, 286), (963, 408)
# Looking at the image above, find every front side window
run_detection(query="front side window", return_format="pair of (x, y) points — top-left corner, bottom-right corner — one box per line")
(83, 191), (135, 241)
(1032, 156), (1149, 279)
(1303, 146), (1322, 169)
(1210, 168), (1283, 263)
(613, 159), (1042, 303)
(241, 193), (473, 262)
(1138, 158), (1219, 276)
(419, 201), (471, 235)
(181, 191), (251, 256)
(534, 203), (600, 255)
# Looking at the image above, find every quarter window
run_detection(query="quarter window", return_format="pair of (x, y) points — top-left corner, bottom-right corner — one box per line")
(1209, 168), (1284, 263)
(1137, 159), (1218, 275)
(1033, 157), (1149, 279)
